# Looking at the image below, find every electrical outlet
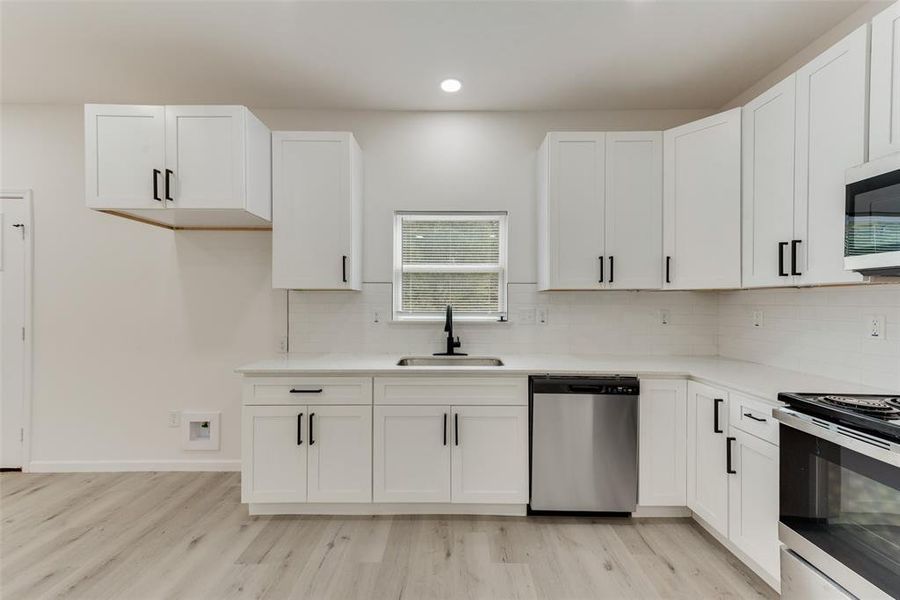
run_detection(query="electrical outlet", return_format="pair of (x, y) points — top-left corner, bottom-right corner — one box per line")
(537, 306), (550, 325)
(752, 310), (764, 328)
(864, 314), (886, 340)
(659, 309), (670, 326)
(167, 410), (180, 428)
(372, 308), (382, 324)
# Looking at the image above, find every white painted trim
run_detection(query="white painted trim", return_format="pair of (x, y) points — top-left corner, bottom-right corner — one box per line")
(632, 505), (692, 518)
(28, 459), (241, 472)
(1, 190), (33, 472)
(249, 502), (527, 516)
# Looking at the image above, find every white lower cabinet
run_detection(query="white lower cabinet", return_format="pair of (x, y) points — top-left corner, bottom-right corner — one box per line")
(241, 405), (308, 503)
(687, 381), (730, 536)
(728, 429), (780, 580)
(638, 379), (687, 506)
(307, 405), (372, 503)
(373, 405), (451, 503)
(451, 406), (529, 504)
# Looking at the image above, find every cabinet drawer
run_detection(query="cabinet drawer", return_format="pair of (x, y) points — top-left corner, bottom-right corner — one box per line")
(245, 377), (372, 405)
(729, 392), (779, 445)
(374, 377), (528, 406)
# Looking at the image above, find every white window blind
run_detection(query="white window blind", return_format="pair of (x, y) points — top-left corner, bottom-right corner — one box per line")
(393, 212), (508, 321)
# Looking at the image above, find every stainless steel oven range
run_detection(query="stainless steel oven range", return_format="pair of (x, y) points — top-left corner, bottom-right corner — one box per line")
(775, 392), (900, 599)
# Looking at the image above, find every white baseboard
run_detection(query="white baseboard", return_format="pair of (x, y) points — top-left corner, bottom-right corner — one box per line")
(633, 505), (692, 518)
(249, 502), (528, 517)
(27, 459), (241, 473)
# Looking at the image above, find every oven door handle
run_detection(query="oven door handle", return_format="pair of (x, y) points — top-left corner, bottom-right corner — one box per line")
(774, 408), (900, 467)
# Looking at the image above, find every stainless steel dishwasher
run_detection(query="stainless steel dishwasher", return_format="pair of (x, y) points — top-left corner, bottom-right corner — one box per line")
(529, 375), (639, 514)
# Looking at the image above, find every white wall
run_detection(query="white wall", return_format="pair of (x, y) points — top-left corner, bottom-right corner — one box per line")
(0, 104), (712, 470)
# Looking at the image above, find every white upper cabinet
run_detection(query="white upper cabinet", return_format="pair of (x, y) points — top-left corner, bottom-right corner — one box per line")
(663, 108), (742, 290)
(538, 132), (606, 290)
(272, 131), (363, 290)
(605, 132), (664, 289)
(742, 76), (799, 288)
(794, 25), (866, 286)
(537, 131), (662, 290)
(870, 2), (900, 160)
(84, 104), (271, 229)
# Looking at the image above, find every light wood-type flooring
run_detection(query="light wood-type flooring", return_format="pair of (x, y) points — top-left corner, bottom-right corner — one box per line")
(0, 472), (777, 599)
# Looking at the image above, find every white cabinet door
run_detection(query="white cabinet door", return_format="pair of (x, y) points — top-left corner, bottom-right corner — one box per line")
(638, 379), (687, 506)
(794, 26), (866, 286)
(165, 105), (245, 209)
(728, 429), (780, 582)
(272, 132), (361, 290)
(307, 405), (372, 503)
(241, 405), (307, 503)
(373, 405), (451, 503)
(605, 132), (663, 289)
(663, 108), (742, 290)
(742, 76), (798, 288)
(870, 2), (900, 160)
(538, 132), (606, 290)
(687, 382), (730, 536)
(451, 406), (528, 504)
(84, 104), (165, 209)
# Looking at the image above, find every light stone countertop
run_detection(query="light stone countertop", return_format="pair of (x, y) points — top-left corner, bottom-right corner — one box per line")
(237, 353), (896, 404)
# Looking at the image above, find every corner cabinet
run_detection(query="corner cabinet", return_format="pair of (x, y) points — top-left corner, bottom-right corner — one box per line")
(271, 132), (363, 290)
(663, 108), (742, 290)
(84, 104), (271, 230)
(537, 131), (663, 290)
(638, 379), (687, 506)
(870, 2), (900, 160)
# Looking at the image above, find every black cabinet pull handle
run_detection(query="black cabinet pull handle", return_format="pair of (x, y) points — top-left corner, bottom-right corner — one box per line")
(290, 388), (323, 394)
(726, 436), (737, 474)
(713, 398), (723, 433)
(153, 169), (161, 201)
(743, 412), (767, 423)
(665, 256), (671, 284)
(778, 242), (788, 276)
(443, 413), (448, 446)
(309, 413), (315, 445)
(164, 169), (174, 201)
(342, 256), (348, 283)
(791, 240), (802, 276)
(454, 413), (459, 446)
(297, 413), (304, 445)
(598, 256), (604, 283)
(609, 256), (615, 283)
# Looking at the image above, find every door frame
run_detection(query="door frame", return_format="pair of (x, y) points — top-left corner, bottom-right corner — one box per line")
(1, 190), (33, 471)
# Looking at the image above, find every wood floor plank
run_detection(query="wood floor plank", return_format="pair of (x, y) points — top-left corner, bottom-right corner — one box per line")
(0, 473), (779, 600)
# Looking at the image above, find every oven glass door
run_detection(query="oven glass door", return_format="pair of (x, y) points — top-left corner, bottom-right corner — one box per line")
(780, 425), (900, 597)
(845, 169), (900, 258)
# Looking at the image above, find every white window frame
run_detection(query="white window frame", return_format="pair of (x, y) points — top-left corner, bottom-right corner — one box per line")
(393, 211), (508, 322)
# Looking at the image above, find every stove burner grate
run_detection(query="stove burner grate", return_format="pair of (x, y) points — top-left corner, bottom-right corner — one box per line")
(819, 395), (900, 419)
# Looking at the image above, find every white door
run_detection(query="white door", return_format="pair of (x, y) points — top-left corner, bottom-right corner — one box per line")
(164, 106), (245, 209)
(546, 132), (606, 289)
(241, 405), (307, 503)
(742, 75), (798, 288)
(663, 108), (742, 290)
(728, 429), (780, 582)
(307, 405), (372, 503)
(870, 2), (900, 160)
(687, 382), (729, 536)
(451, 406), (528, 504)
(605, 132), (663, 289)
(0, 195), (30, 469)
(272, 132), (354, 290)
(373, 405), (451, 503)
(794, 26), (867, 286)
(84, 104), (165, 209)
(638, 379), (687, 506)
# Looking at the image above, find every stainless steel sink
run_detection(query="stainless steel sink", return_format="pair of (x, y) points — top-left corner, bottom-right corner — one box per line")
(396, 356), (504, 367)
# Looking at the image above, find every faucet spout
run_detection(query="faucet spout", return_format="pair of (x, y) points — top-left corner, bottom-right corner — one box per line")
(434, 304), (466, 356)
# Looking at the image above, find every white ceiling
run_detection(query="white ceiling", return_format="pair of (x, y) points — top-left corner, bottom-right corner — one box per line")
(0, 1), (872, 111)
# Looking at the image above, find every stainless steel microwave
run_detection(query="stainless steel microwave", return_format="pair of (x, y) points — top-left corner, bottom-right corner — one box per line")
(845, 153), (900, 276)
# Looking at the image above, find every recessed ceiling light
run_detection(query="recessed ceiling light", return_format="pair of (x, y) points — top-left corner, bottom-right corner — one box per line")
(440, 78), (462, 93)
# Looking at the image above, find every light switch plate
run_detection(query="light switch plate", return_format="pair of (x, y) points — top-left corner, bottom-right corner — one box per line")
(537, 306), (550, 325)
(659, 309), (670, 326)
(863, 314), (886, 340)
(752, 310), (764, 328)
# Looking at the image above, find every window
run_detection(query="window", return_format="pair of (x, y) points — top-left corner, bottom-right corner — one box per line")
(393, 212), (508, 321)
